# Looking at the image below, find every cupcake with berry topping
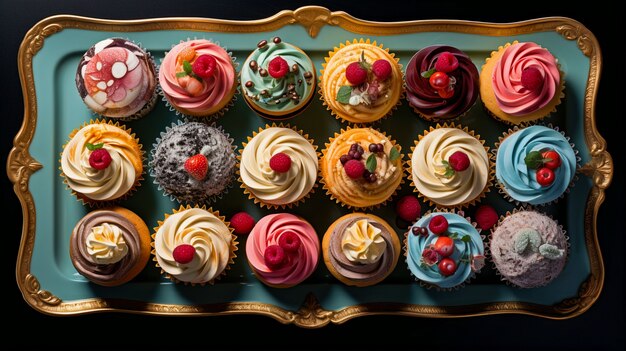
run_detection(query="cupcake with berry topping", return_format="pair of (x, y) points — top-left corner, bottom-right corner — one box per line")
(239, 124), (319, 208)
(405, 211), (485, 290)
(322, 213), (401, 287)
(408, 123), (493, 209)
(480, 41), (564, 125)
(405, 45), (479, 122)
(60, 120), (144, 206)
(240, 37), (316, 120)
(495, 125), (578, 205)
(320, 39), (403, 124)
(320, 127), (404, 209)
(152, 205), (237, 285)
(150, 121), (237, 205)
(246, 213), (320, 288)
(70, 206), (151, 286)
(76, 38), (157, 120)
(489, 209), (568, 288)
(159, 39), (237, 120)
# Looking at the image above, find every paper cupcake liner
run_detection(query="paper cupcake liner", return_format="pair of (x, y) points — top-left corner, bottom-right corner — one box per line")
(237, 123), (319, 209)
(319, 126), (406, 210)
(402, 208), (486, 291)
(487, 206), (570, 289)
(492, 123), (581, 206)
(480, 41), (566, 126)
(151, 204), (238, 286)
(157, 38), (239, 123)
(59, 119), (145, 208)
(148, 120), (237, 205)
(407, 122), (495, 210)
(319, 38), (405, 126)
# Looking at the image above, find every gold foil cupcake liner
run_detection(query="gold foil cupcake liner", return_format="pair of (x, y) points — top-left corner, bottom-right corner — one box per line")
(319, 125), (406, 210)
(59, 119), (145, 208)
(151, 204), (238, 286)
(319, 38), (405, 126)
(237, 123), (320, 210)
(402, 208), (485, 292)
(407, 122), (495, 210)
(492, 123), (581, 207)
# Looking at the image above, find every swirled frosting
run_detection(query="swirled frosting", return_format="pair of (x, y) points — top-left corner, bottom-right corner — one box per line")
(492, 42), (560, 116)
(241, 39), (315, 116)
(496, 125), (576, 205)
(246, 213), (319, 286)
(240, 127), (318, 206)
(321, 41), (402, 123)
(151, 122), (236, 204)
(406, 212), (484, 289)
(70, 210), (143, 285)
(321, 128), (403, 208)
(154, 208), (233, 284)
(341, 219), (385, 264)
(406, 45), (479, 119)
(411, 128), (489, 207)
(86, 223), (128, 264)
(490, 211), (567, 288)
(159, 39), (236, 116)
(61, 123), (143, 201)
(76, 38), (156, 118)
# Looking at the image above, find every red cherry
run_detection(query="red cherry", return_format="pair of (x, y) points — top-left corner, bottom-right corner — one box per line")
(437, 86), (455, 99)
(536, 167), (555, 187)
(542, 150), (562, 170)
(428, 215), (449, 235)
(438, 258), (457, 276)
(278, 231), (301, 253)
(172, 244), (196, 264)
(264, 245), (286, 269)
(429, 71), (450, 90)
(434, 236), (455, 258)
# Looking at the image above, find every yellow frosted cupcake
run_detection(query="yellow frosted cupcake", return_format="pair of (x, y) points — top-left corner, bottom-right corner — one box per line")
(320, 39), (403, 124)
(60, 120), (144, 206)
(320, 127), (404, 209)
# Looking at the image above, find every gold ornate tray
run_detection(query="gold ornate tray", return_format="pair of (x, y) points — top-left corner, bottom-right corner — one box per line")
(8, 6), (612, 327)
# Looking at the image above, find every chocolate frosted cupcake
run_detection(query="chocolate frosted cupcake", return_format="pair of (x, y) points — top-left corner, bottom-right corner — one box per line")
(323, 213), (400, 287)
(405, 45), (479, 121)
(150, 121), (236, 205)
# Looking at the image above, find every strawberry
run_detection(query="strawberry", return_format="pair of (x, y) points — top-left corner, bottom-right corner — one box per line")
(230, 212), (255, 235)
(269, 152), (292, 173)
(372, 59), (392, 80)
(521, 67), (543, 91)
(396, 195), (421, 222)
(268, 56), (289, 79)
(184, 154), (208, 180)
(345, 62), (368, 85)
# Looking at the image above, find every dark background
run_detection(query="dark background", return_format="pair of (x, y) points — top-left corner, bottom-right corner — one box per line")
(2, 0), (623, 349)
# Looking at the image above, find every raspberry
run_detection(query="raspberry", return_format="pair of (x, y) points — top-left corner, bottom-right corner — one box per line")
(278, 231), (301, 253)
(264, 245), (285, 269)
(230, 212), (255, 235)
(521, 67), (543, 91)
(474, 205), (498, 231)
(269, 152), (292, 173)
(268, 56), (289, 79)
(173, 244), (195, 264)
(434, 51), (459, 73)
(184, 154), (208, 180)
(448, 151), (470, 172)
(343, 159), (365, 179)
(89, 148), (112, 170)
(372, 59), (392, 80)
(192, 54), (217, 79)
(345, 61), (368, 85)
(429, 215), (449, 235)
(396, 195), (421, 222)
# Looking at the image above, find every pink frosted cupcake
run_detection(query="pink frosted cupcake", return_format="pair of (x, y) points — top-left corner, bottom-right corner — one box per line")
(159, 39), (238, 119)
(246, 213), (320, 288)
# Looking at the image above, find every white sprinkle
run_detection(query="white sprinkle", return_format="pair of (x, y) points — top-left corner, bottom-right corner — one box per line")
(111, 62), (127, 78)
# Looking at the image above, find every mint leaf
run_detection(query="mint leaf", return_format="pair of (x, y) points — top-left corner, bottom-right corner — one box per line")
(513, 228), (542, 254)
(461, 235), (471, 243)
(336, 85), (352, 104)
(524, 150), (544, 169)
(449, 232), (459, 239)
(389, 147), (400, 162)
(365, 153), (377, 173)
(176, 71), (187, 78)
(183, 60), (193, 75)
(539, 243), (564, 260)
(86, 142), (103, 151)
(441, 159), (455, 178)
(421, 68), (436, 78)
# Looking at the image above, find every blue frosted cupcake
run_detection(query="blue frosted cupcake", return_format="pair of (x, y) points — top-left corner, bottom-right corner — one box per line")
(495, 125), (577, 205)
(405, 211), (485, 290)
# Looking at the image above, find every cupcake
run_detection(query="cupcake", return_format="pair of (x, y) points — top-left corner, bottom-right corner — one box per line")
(60, 120), (144, 206)
(246, 213), (320, 288)
(159, 39), (237, 119)
(150, 121), (236, 205)
(320, 39), (403, 124)
(240, 37), (316, 120)
(69, 206), (151, 286)
(405, 45), (479, 121)
(76, 38), (157, 120)
(495, 125), (577, 205)
(320, 127), (404, 209)
(322, 213), (400, 287)
(239, 125), (318, 208)
(408, 124), (492, 209)
(490, 209), (568, 288)
(405, 211), (485, 290)
(480, 41), (564, 125)
(152, 206), (237, 285)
